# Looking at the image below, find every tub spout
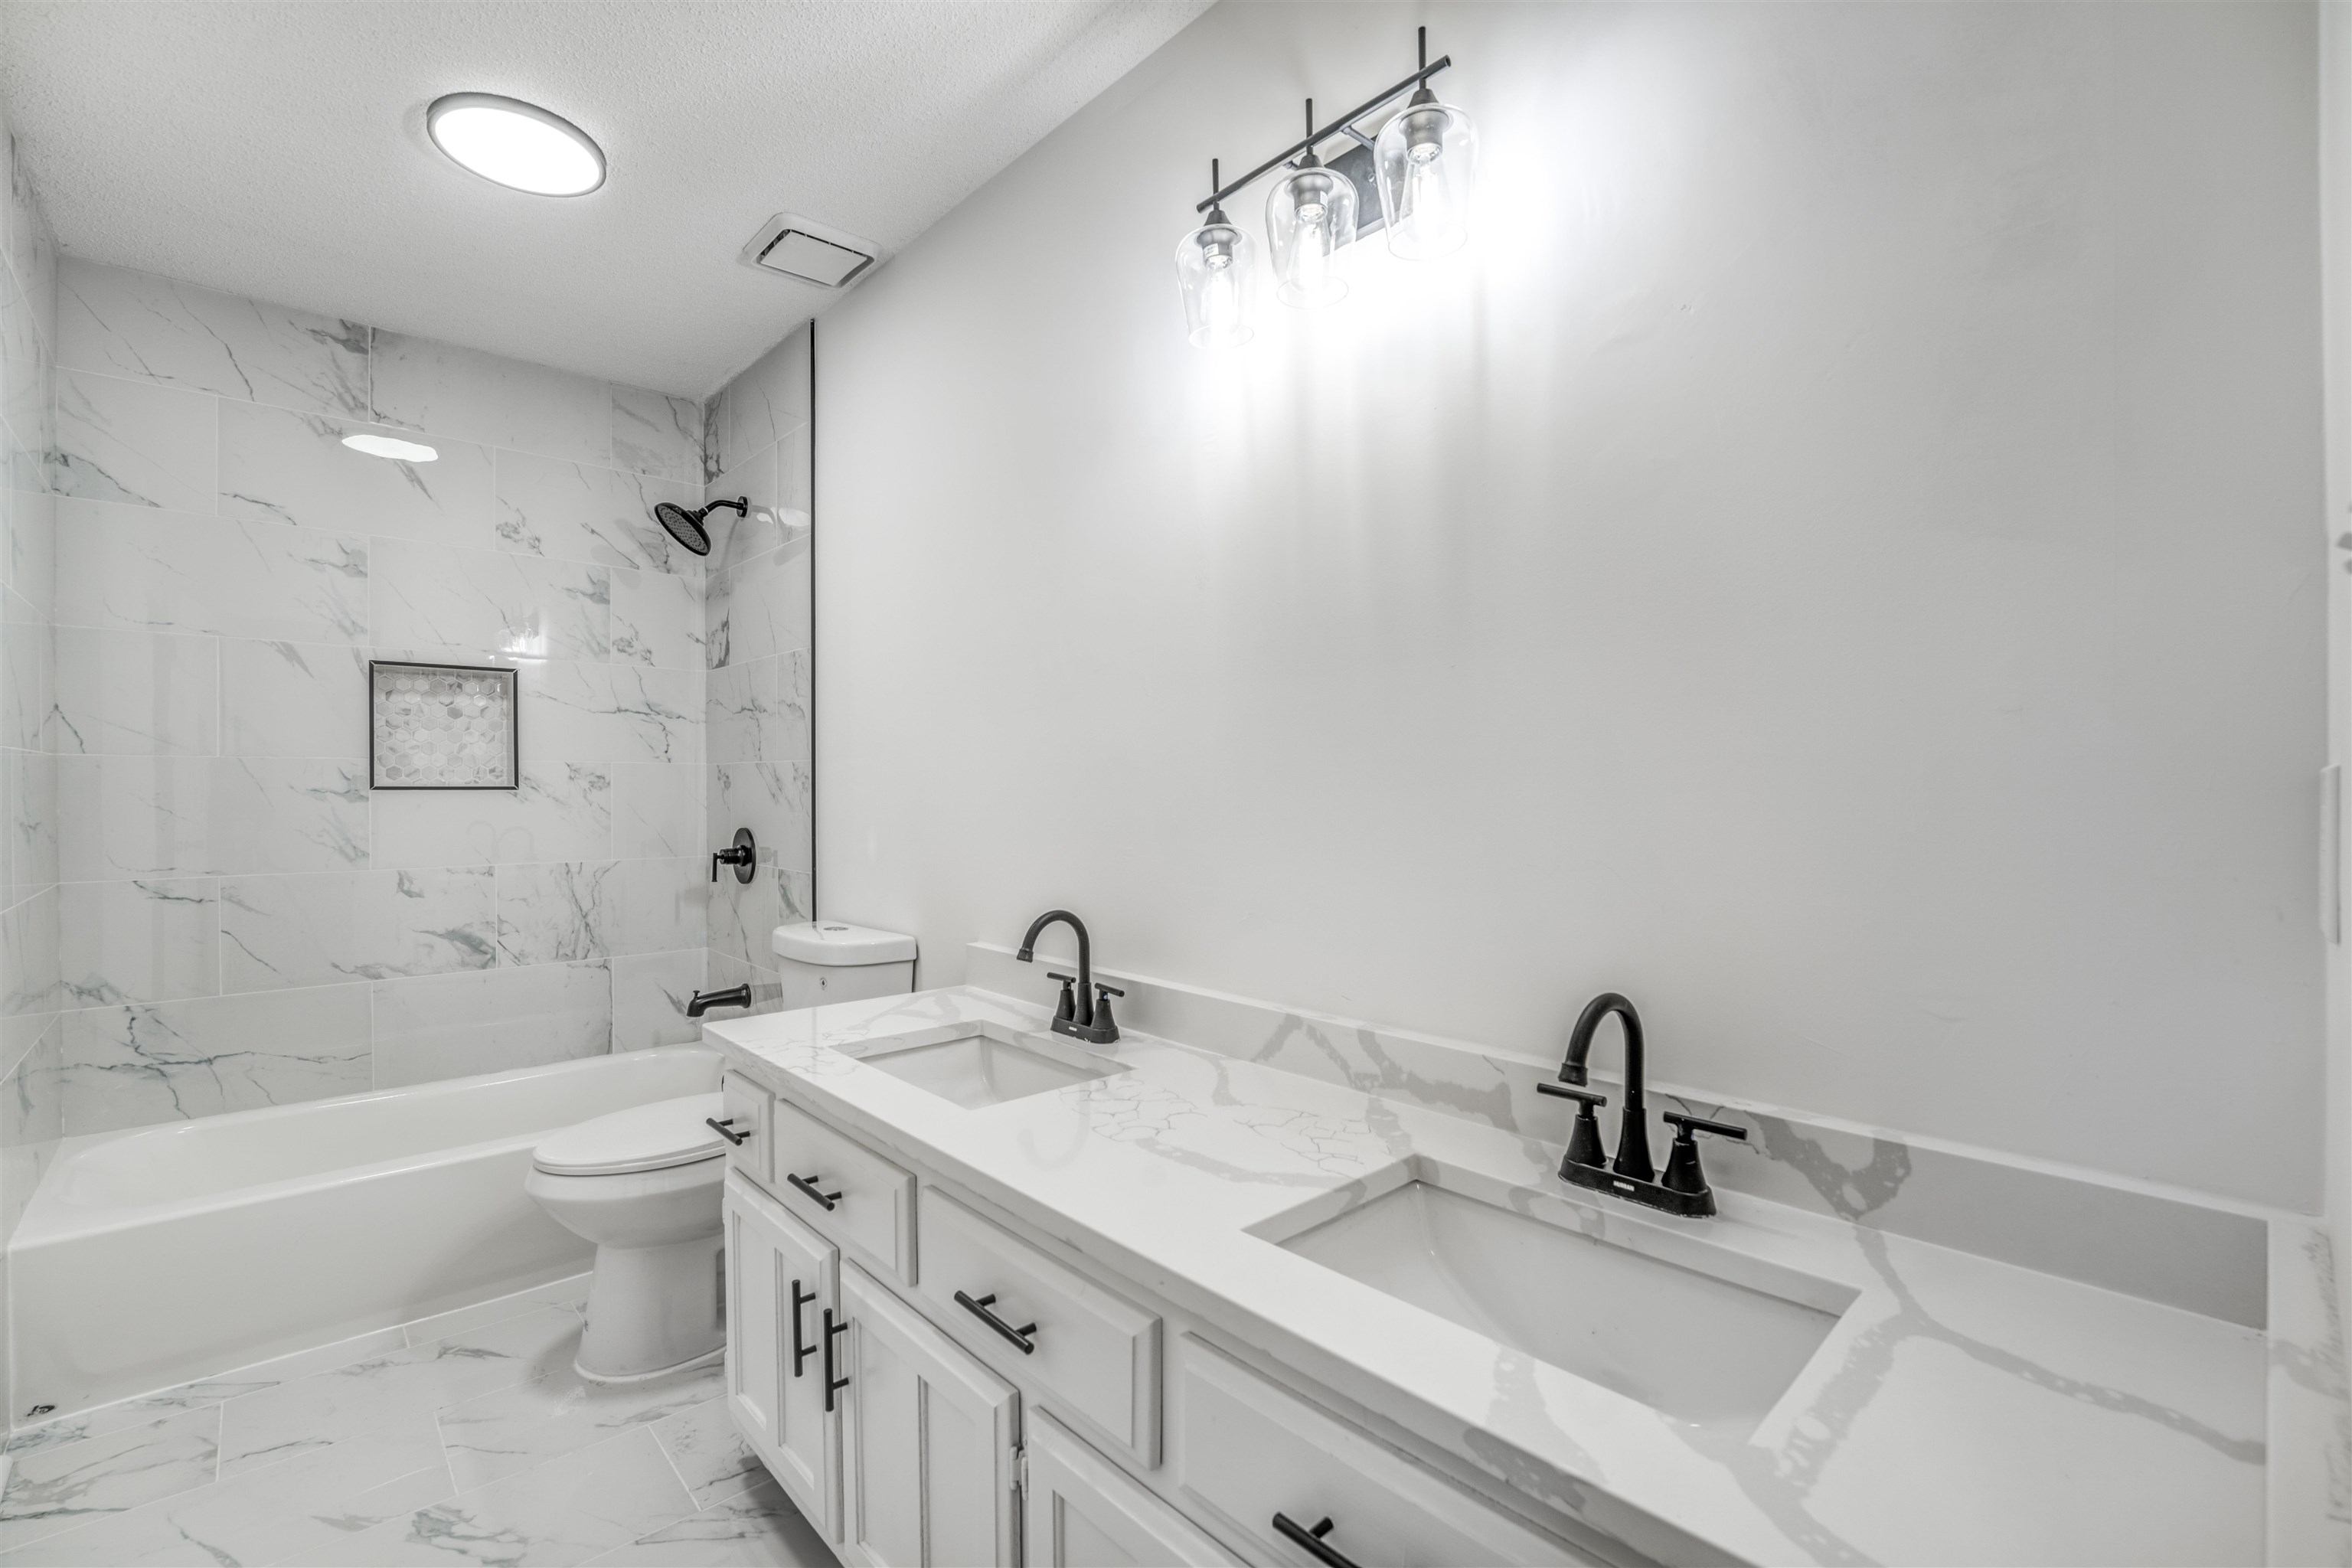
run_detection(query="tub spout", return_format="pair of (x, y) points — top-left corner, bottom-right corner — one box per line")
(687, 985), (753, 1018)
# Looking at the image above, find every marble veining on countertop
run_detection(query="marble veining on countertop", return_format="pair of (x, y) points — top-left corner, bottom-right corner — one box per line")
(707, 985), (2269, 1567)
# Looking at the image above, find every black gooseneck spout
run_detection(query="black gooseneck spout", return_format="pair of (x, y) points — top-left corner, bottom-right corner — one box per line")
(1014, 910), (1119, 1044)
(1561, 991), (1653, 1183)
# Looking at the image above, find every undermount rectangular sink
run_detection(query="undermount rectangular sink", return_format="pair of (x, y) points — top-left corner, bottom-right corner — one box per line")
(858, 1027), (1122, 1110)
(1276, 1180), (1851, 1436)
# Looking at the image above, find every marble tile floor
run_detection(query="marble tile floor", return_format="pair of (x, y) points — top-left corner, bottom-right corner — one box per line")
(0, 1278), (835, 1567)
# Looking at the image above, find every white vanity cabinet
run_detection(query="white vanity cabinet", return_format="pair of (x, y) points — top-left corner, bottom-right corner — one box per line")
(840, 1262), (1022, 1566)
(1024, 1412), (1242, 1568)
(721, 1076), (1599, 1568)
(723, 1171), (840, 1539)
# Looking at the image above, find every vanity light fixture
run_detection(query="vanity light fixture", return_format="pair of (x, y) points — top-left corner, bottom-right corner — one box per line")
(1172, 28), (1475, 345)
(426, 92), (605, 197)
(1174, 160), (1257, 348)
(1265, 100), (1357, 308)
(341, 433), (437, 462)
(1374, 31), (1478, 259)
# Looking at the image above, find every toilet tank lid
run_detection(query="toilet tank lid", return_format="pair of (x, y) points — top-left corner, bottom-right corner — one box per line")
(773, 921), (917, 967)
(532, 1092), (727, 1176)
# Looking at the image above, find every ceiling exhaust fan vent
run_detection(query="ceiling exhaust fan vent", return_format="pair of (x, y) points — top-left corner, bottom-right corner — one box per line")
(741, 214), (883, 288)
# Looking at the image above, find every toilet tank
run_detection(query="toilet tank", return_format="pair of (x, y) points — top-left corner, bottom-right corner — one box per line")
(772, 922), (918, 1011)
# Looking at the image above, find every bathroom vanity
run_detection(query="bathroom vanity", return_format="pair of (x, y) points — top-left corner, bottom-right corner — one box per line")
(704, 952), (2288, 1567)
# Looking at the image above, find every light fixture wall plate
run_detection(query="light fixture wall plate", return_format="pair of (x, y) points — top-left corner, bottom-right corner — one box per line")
(740, 213), (885, 288)
(370, 661), (518, 791)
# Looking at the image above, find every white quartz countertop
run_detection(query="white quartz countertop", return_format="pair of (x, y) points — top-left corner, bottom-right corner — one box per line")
(706, 985), (2266, 1568)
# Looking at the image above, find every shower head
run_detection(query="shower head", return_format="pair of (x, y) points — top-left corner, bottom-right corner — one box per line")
(652, 496), (748, 557)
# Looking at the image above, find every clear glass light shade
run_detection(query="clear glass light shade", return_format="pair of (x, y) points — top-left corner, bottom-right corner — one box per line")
(1266, 162), (1357, 308)
(1174, 216), (1257, 348)
(1374, 94), (1477, 259)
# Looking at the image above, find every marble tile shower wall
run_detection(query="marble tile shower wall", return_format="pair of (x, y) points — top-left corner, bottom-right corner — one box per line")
(11, 256), (719, 1153)
(0, 103), (61, 1446)
(700, 327), (812, 1015)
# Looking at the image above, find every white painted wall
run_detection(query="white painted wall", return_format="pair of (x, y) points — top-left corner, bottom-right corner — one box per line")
(816, 2), (2326, 1208)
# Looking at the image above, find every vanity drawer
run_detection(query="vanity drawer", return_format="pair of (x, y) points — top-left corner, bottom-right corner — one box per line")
(717, 1071), (770, 1183)
(1177, 1338), (1586, 1567)
(768, 1097), (916, 1282)
(917, 1187), (1161, 1466)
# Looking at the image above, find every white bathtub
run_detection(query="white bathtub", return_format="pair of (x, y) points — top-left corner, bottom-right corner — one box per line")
(10, 1044), (723, 1419)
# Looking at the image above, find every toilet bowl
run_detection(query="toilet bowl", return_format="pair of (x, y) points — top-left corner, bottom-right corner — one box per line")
(525, 1091), (727, 1382)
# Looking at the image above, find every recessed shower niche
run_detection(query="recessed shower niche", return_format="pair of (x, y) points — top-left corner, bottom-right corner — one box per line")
(368, 659), (520, 789)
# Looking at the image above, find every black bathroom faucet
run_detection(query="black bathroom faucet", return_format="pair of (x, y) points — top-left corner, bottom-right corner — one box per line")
(1014, 910), (1121, 1045)
(1537, 991), (1747, 1217)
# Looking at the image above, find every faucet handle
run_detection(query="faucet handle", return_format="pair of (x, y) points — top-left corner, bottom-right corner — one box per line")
(1044, 973), (1077, 1026)
(1661, 1112), (1746, 1203)
(1537, 1082), (1609, 1169)
(1663, 1112), (1746, 1143)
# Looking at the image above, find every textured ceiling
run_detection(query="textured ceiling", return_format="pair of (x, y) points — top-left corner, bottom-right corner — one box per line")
(0, 1), (1207, 395)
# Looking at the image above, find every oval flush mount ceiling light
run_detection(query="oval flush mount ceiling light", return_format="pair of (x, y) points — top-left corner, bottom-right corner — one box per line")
(342, 433), (438, 462)
(426, 93), (604, 196)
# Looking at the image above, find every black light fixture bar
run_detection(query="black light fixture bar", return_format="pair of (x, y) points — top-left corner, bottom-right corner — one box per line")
(1195, 30), (1452, 213)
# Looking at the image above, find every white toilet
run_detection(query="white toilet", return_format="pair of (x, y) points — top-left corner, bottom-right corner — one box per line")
(773, 920), (919, 1005)
(525, 1092), (729, 1383)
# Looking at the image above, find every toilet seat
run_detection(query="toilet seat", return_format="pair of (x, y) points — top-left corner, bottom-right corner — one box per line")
(532, 1092), (727, 1177)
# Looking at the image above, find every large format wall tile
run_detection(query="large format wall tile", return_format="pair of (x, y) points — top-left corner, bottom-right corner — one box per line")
(371, 332), (610, 467)
(492, 858), (703, 965)
(9, 487), (56, 622)
(3, 591), (47, 753)
(704, 652), (806, 766)
(704, 539), (808, 670)
(494, 450), (697, 575)
(611, 948), (703, 1053)
(50, 626), (220, 756)
(58, 877), (220, 1006)
(370, 539), (607, 662)
(54, 499), (368, 643)
(494, 860), (614, 966)
(58, 756), (368, 879)
(220, 867), (497, 991)
(707, 856), (781, 970)
(610, 567), (704, 670)
(4, 744), (57, 900)
(2, 884), (59, 1016)
(704, 445), (798, 570)
(219, 401), (496, 548)
(368, 761), (609, 869)
(371, 959), (610, 1087)
(519, 659), (697, 766)
(720, 334), (808, 481)
(51, 370), (217, 511)
(56, 985), (372, 1135)
(57, 260), (370, 418)
(609, 386), (703, 483)
(612, 763), (701, 861)
(219, 639), (369, 759)
(709, 762), (809, 875)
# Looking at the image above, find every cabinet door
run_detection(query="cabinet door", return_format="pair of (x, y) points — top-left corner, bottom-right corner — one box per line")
(1024, 1412), (1243, 1568)
(725, 1171), (840, 1539)
(839, 1263), (1020, 1568)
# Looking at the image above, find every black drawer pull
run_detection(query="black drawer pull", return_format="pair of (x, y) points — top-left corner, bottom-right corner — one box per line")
(953, 1290), (1038, 1354)
(822, 1308), (851, 1412)
(786, 1172), (842, 1210)
(706, 1116), (750, 1146)
(790, 1279), (816, 1377)
(1273, 1514), (1361, 1568)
